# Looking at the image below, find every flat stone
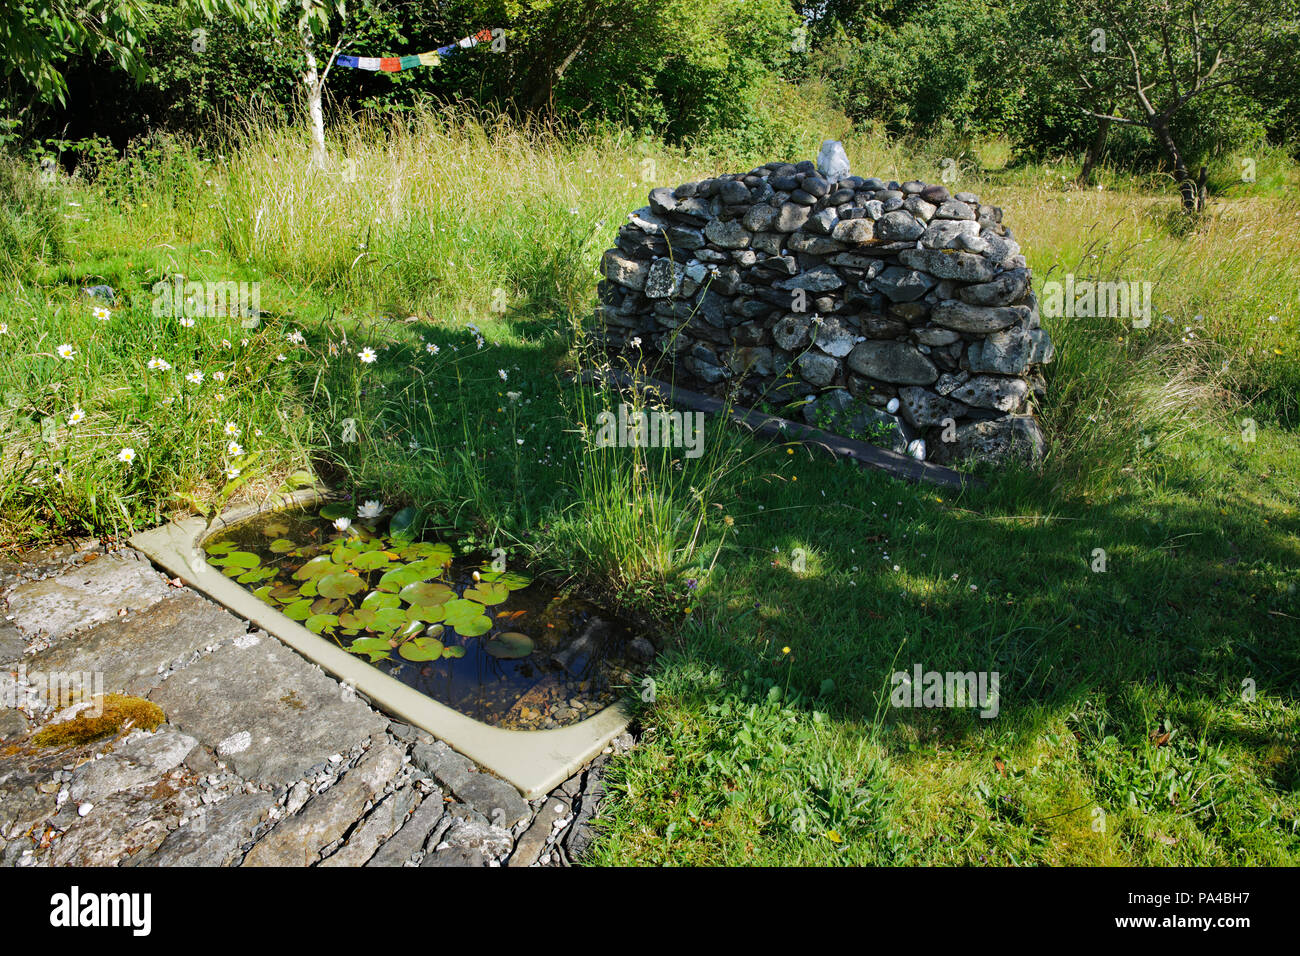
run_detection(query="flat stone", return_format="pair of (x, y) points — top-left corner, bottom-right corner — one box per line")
(240, 742), (403, 866)
(509, 798), (569, 867)
(947, 375), (1030, 412)
(958, 268), (1031, 307)
(321, 785), (417, 866)
(775, 202), (811, 232)
(773, 314), (811, 350)
(846, 342), (939, 385)
(644, 258), (684, 298)
(873, 211), (926, 241)
(898, 248), (995, 283)
(421, 845), (485, 867)
(49, 775), (200, 866)
(445, 773), (530, 828)
(813, 317), (857, 358)
(366, 790), (445, 867)
(68, 727), (197, 802)
(797, 350), (839, 387)
(0, 708), (28, 739)
(932, 415), (1044, 464)
(921, 219), (982, 250)
(830, 218), (873, 244)
(704, 219), (750, 249)
(874, 266), (935, 302)
(934, 199), (975, 220)
(149, 634), (387, 786)
(968, 327), (1033, 375)
(442, 815), (512, 860)
(5, 553), (170, 642)
(930, 300), (1028, 333)
(142, 791), (275, 866)
(602, 250), (650, 290)
(412, 740), (474, 790)
(29, 590), (246, 697)
(774, 266), (843, 293)
(0, 621), (24, 664)
(896, 387), (970, 428)
(742, 204), (779, 231)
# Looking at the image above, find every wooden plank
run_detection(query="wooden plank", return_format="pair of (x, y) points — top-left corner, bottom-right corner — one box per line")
(581, 369), (983, 491)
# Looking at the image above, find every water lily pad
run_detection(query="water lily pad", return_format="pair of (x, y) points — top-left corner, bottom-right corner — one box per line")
(294, 555), (340, 580)
(339, 608), (376, 630)
(478, 570), (532, 590)
(484, 632), (533, 659)
(401, 542), (453, 564)
(443, 598), (486, 628)
(210, 551), (260, 569)
(398, 636), (444, 662)
(351, 550), (393, 571)
(283, 599), (313, 621)
(463, 582), (509, 606)
(405, 604), (447, 625)
(299, 578), (319, 598)
(454, 614), (493, 637)
(370, 606), (408, 633)
(361, 591), (402, 611)
(270, 584), (300, 603)
(253, 585), (274, 602)
(204, 540), (236, 555)
(320, 503), (352, 520)
(318, 572), (366, 599)
(311, 597), (346, 615)
(377, 559), (445, 591)
(347, 637), (393, 663)
(388, 506), (420, 540)
(306, 613), (339, 634)
(442, 645), (466, 659)
(237, 567), (276, 584)
(399, 581), (453, 606)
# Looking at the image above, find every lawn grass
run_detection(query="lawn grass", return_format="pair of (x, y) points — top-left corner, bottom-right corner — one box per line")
(1, 112), (1296, 864)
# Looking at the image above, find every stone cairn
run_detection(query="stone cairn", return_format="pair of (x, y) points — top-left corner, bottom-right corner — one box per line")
(594, 141), (1055, 464)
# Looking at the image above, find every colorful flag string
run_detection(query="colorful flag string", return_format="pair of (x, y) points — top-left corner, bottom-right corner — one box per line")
(335, 29), (493, 72)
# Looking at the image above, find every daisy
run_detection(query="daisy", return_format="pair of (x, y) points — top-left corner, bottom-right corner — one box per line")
(286, 330), (305, 345)
(212, 371), (226, 383)
(497, 369), (508, 382)
(226, 466), (241, 479)
(186, 370), (204, 385)
(147, 357), (171, 371)
(357, 500), (383, 519)
(408, 439), (421, 451)
(333, 517), (351, 532)
(227, 441), (243, 456)
(92, 306), (111, 321)
(178, 317), (195, 328)
(358, 347), (377, 364)
(0, 323), (8, 335)
(214, 392), (225, 402)
(57, 344), (75, 360)
(276, 354), (286, 362)
(67, 407), (86, 426)
(328, 342), (340, 357)
(116, 447), (135, 464)
(223, 422), (240, 437)
(425, 343), (439, 355)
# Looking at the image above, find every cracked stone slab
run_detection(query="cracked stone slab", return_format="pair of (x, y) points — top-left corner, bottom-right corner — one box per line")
(68, 727), (197, 803)
(240, 742), (404, 867)
(0, 621), (24, 664)
(4, 552), (170, 642)
(140, 791), (275, 867)
(47, 773), (201, 866)
(320, 785), (417, 867)
(27, 590), (247, 697)
(509, 797), (569, 868)
(148, 632), (386, 786)
(365, 791), (445, 867)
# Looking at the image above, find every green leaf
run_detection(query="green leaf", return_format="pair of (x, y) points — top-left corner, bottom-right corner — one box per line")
(283, 599), (313, 621)
(442, 645), (466, 659)
(443, 598), (486, 627)
(347, 637), (393, 663)
(320, 502), (353, 520)
(317, 572), (366, 598)
(399, 581), (454, 606)
(398, 636), (444, 662)
(306, 613), (339, 634)
(454, 614), (493, 637)
(484, 631), (534, 659)
(269, 538), (296, 553)
(361, 590), (402, 611)
(478, 570), (532, 590)
(463, 581), (509, 605)
(388, 506), (420, 540)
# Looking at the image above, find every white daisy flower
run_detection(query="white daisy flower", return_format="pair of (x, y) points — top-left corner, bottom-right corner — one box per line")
(286, 330), (305, 345)
(57, 344), (75, 360)
(497, 369), (508, 382)
(212, 370), (226, 382)
(227, 441), (243, 456)
(223, 421), (240, 437)
(0, 323), (8, 334)
(358, 347), (377, 364)
(186, 370), (204, 385)
(226, 466), (241, 479)
(93, 306), (111, 321)
(357, 500), (383, 519)
(178, 317), (195, 328)
(116, 447), (135, 464)
(147, 357), (171, 371)
(67, 407), (86, 425)
(425, 343), (439, 355)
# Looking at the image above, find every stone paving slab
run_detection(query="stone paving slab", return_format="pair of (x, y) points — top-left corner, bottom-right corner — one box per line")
(148, 630), (388, 787)
(4, 552), (170, 643)
(27, 590), (247, 697)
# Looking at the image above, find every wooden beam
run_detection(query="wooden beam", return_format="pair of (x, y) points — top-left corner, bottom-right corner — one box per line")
(581, 369), (983, 492)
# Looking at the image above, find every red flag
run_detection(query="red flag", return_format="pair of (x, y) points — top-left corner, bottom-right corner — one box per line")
(379, 57), (401, 72)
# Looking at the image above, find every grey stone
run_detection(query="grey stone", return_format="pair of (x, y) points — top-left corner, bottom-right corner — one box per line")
(773, 314), (811, 350)
(240, 742), (403, 866)
(931, 300), (1028, 333)
(934, 199), (975, 220)
(947, 375), (1030, 412)
(813, 317), (857, 358)
(774, 266), (843, 293)
(644, 259), (684, 298)
(321, 785), (418, 866)
(830, 218), (874, 244)
(903, 197), (937, 221)
(898, 248), (995, 283)
(143, 791), (275, 866)
(0, 708), (28, 739)
(29, 590), (245, 697)
(775, 203), (811, 232)
(874, 211), (926, 241)
(968, 327), (1033, 375)
(896, 387), (970, 428)
(1028, 329), (1055, 364)
(648, 187), (678, 215)
(816, 140), (851, 180)
(5, 553), (170, 642)
(742, 204), (778, 231)
(0, 621), (24, 664)
(797, 350), (839, 386)
(704, 219), (750, 249)
(921, 219), (981, 250)
(50, 776), (201, 866)
(914, 326), (961, 346)
(509, 798), (568, 868)
(445, 773), (530, 828)
(806, 208), (839, 235)
(602, 251), (650, 290)
(933, 415), (1044, 465)
(958, 269), (1031, 307)
(846, 342), (939, 385)
(149, 635), (387, 786)
(68, 727), (197, 802)
(442, 816), (513, 860)
(412, 740), (474, 790)
(421, 845), (485, 867)
(874, 266), (935, 303)
(366, 790), (445, 867)
(786, 232), (846, 255)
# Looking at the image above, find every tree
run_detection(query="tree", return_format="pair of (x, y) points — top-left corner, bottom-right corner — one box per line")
(296, 0), (350, 166)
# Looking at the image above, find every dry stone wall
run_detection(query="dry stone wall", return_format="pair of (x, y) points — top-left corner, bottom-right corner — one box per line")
(594, 142), (1054, 464)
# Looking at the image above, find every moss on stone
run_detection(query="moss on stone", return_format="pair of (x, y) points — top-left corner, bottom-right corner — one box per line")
(31, 694), (165, 748)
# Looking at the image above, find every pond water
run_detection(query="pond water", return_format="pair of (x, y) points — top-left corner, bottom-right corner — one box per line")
(203, 504), (644, 730)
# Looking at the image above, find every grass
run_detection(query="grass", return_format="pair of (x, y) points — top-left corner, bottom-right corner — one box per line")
(1, 111), (1297, 865)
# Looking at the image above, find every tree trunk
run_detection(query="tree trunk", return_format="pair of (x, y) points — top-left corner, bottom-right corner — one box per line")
(302, 33), (326, 167)
(1078, 110), (1112, 185)
(1149, 115), (1196, 211)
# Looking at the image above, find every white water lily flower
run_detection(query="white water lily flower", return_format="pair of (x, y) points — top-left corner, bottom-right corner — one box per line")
(333, 517), (351, 532)
(67, 407), (86, 426)
(116, 447), (135, 464)
(57, 343), (75, 360)
(358, 347), (377, 364)
(357, 500), (383, 519)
